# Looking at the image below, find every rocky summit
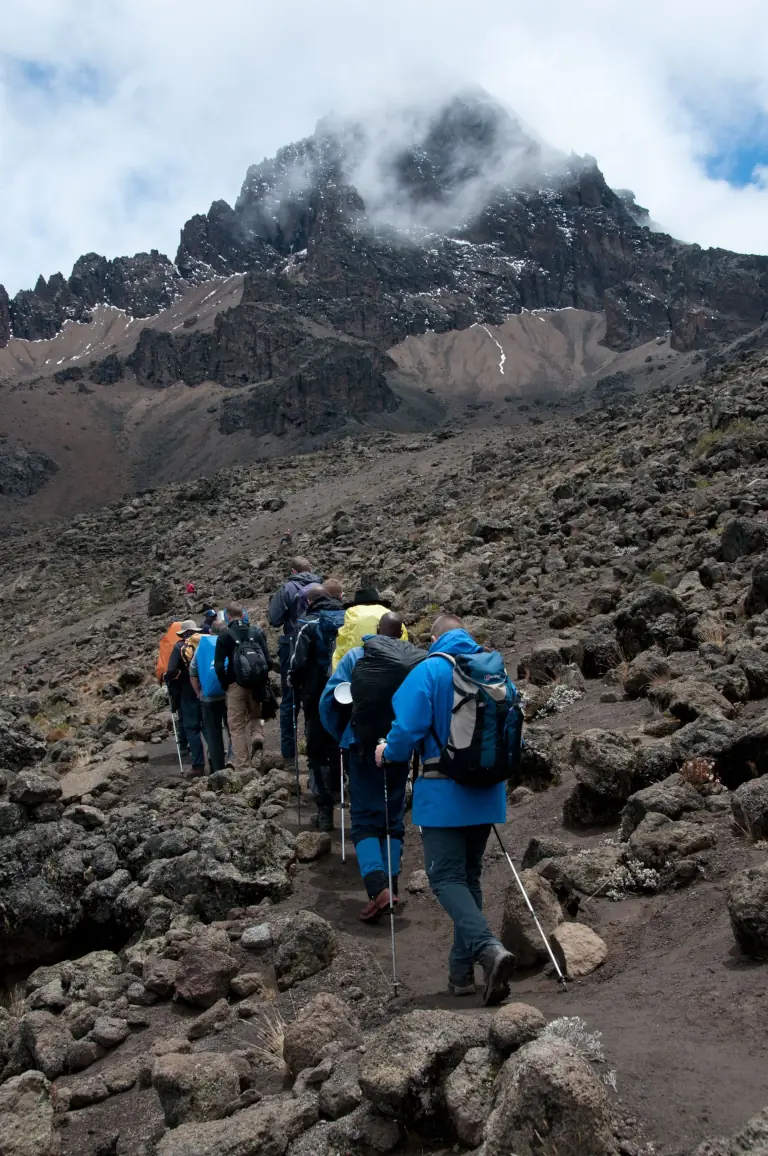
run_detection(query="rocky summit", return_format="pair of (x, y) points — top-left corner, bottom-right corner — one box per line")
(2, 86), (768, 1156)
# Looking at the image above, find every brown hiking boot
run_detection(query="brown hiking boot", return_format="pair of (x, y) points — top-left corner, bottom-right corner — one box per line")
(359, 889), (397, 923)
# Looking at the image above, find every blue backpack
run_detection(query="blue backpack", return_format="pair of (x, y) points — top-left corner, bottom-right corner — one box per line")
(313, 609), (347, 675)
(429, 650), (524, 787)
(195, 635), (224, 699)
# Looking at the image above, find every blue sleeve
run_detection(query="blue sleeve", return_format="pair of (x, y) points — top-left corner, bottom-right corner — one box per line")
(384, 664), (434, 763)
(320, 649), (360, 741)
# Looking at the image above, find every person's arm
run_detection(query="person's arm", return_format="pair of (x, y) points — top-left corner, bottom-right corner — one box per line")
(189, 650), (202, 698)
(267, 585), (288, 629)
(289, 622), (313, 686)
(166, 644), (182, 682)
(319, 649), (358, 741)
(378, 666), (434, 764)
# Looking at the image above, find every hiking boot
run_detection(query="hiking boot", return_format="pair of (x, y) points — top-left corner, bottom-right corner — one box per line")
(479, 944), (516, 1007)
(448, 975), (476, 997)
(359, 889), (397, 922)
(316, 808), (334, 832)
(186, 765), (206, 779)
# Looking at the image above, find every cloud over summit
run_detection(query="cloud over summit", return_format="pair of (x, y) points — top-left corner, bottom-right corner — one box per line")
(1, 0), (768, 293)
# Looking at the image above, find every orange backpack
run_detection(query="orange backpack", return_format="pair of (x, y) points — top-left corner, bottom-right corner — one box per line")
(156, 622), (182, 683)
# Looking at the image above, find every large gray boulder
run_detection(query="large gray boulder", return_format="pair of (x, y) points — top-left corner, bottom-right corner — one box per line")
(282, 993), (361, 1077)
(274, 911), (337, 991)
(563, 730), (636, 826)
(478, 1038), (618, 1156)
(615, 584), (690, 659)
(731, 775), (768, 840)
(620, 773), (705, 838)
(693, 1104), (768, 1155)
(156, 1093), (318, 1156)
(628, 812), (716, 869)
(444, 1046), (496, 1147)
(152, 1051), (241, 1126)
(728, 862), (768, 959)
(500, 871), (562, 967)
(0, 1070), (59, 1156)
(358, 1009), (487, 1136)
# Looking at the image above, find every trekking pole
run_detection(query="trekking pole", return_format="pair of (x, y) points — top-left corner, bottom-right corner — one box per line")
(293, 704), (302, 828)
(339, 749), (346, 863)
(381, 744), (400, 996)
(169, 706), (184, 775)
(492, 825), (567, 990)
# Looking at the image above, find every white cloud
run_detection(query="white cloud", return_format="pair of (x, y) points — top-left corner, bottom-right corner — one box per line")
(1, 0), (768, 293)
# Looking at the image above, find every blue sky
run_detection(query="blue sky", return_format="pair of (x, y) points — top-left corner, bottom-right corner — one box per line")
(1, 0), (768, 294)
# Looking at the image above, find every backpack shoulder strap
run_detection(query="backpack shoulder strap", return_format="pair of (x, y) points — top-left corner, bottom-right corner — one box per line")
(426, 651), (455, 666)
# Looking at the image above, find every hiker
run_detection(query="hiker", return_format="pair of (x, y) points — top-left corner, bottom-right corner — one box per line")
(375, 614), (516, 1006)
(200, 609), (217, 634)
(214, 605), (271, 770)
(166, 619), (205, 776)
(190, 619), (233, 772)
(332, 586), (408, 670)
(156, 619), (189, 755)
(321, 611), (422, 917)
(290, 582), (346, 831)
(267, 557), (321, 760)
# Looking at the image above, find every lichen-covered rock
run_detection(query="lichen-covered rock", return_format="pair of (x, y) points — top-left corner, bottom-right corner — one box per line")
(283, 993), (361, 1077)
(155, 1093), (318, 1156)
(500, 870), (562, 967)
(727, 862), (768, 959)
(628, 812), (716, 869)
(488, 1003), (546, 1060)
(444, 1046), (496, 1147)
(731, 774), (768, 840)
(0, 1070), (60, 1156)
(274, 910), (337, 991)
(152, 1051), (242, 1127)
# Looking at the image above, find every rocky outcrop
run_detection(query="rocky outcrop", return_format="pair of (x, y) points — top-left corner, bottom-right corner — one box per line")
(0, 284), (10, 348)
(0, 440), (58, 498)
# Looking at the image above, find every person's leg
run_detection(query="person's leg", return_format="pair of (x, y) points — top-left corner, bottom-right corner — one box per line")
(222, 701), (234, 765)
(349, 744), (388, 899)
(306, 713), (334, 829)
(201, 699), (226, 772)
(179, 696), (205, 772)
(226, 684), (250, 770)
(278, 636), (295, 760)
(465, 824), (491, 912)
(422, 826), (498, 985)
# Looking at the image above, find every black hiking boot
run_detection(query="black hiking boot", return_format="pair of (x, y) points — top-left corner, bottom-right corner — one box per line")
(479, 944), (516, 1007)
(315, 807), (334, 832)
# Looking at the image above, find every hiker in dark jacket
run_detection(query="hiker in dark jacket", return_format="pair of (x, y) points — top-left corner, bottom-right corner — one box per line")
(214, 605), (271, 771)
(320, 612), (412, 918)
(375, 614), (515, 1006)
(290, 584), (346, 831)
(166, 619), (205, 776)
(267, 557), (321, 760)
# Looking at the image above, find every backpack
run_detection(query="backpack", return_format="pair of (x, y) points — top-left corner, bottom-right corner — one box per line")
(156, 622), (182, 683)
(428, 651), (524, 787)
(313, 609), (347, 675)
(229, 624), (269, 692)
(195, 635), (224, 699)
(180, 633), (202, 668)
(351, 636), (427, 747)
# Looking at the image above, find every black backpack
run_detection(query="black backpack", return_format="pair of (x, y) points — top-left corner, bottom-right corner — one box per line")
(350, 636), (427, 747)
(230, 624), (269, 692)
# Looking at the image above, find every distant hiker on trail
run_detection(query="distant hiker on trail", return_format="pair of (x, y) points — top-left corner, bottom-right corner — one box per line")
(279, 529), (293, 546)
(214, 605), (271, 771)
(290, 582), (346, 831)
(321, 611), (424, 918)
(267, 557), (321, 761)
(375, 614), (517, 1006)
(190, 619), (233, 772)
(332, 587), (408, 671)
(166, 619), (205, 776)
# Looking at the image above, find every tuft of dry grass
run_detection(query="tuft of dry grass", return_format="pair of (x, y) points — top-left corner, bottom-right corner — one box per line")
(0, 981), (26, 1018)
(46, 726), (70, 743)
(696, 620), (727, 647)
(250, 1007), (287, 1067)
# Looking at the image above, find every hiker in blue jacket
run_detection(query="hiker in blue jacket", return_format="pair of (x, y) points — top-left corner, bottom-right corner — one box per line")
(267, 556), (321, 761)
(320, 613), (411, 920)
(375, 613), (515, 1006)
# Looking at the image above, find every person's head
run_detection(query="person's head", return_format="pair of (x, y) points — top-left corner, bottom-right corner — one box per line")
(431, 613), (464, 642)
(224, 604), (244, 623)
(305, 584), (325, 605)
(210, 618), (227, 636)
(176, 618), (199, 638)
(353, 587), (381, 606)
(377, 612), (404, 639)
(203, 608), (216, 624)
(291, 556), (311, 574)
(323, 577), (343, 600)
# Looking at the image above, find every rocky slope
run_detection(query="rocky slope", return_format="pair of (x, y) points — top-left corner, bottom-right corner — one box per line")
(2, 339), (768, 1153)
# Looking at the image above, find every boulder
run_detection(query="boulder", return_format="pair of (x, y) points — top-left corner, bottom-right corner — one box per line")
(745, 559), (768, 617)
(521, 836), (571, 869)
(518, 638), (584, 686)
(8, 770), (62, 806)
(317, 1057), (363, 1120)
(174, 945), (239, 1008)
(500, 870), (562, 967)
(283, 993), (361, 1077)
(693, 1105), (768, 1156)
(720, 517), (768, 563)
(18, 1010), (74, 1080)
(90, 1015), (130, 1049)
(295, 831), (332, 862)
(488, 1002), (547, 1060)
(623, 648), (671, 698)
(731, 774), (768, 840)
(550, 923), (608, 977)
(728, 862), (768, 958)
(615, 584), (689, 659)
(732, 643), (768, 699)
(537, 846), (624, 897)
(143, 955), (181, 997)
(479, 1038), (618, 1156)
(0, 1070), (59, 1156)
(240, 923), (273, 951)
(647, 677), (734, 722)
(152, 1051), (242, 1127)
(564, 729), (636, 826)
(0, 712), (46, 772)
(274, 910), (337, 991)
(629, 812), (716, 868)
(444, 1046), (496, 1147)
(620, 773), (704, 837)
(187, 998), (233, 1041)
(358, 1009), (487, 1136)
(156, 1093), (319, 1156)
